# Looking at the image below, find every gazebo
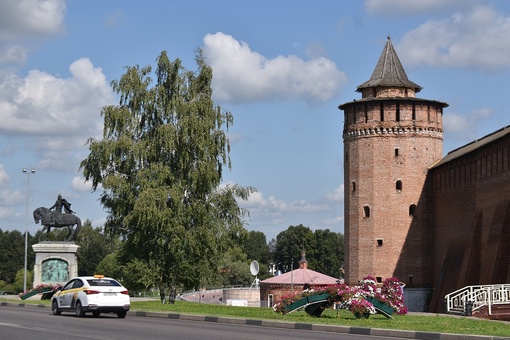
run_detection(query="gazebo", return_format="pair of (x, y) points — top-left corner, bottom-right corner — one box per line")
(259, 252), (340, 308)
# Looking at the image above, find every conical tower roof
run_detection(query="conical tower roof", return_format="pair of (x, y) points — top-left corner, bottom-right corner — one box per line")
(357, 37), (422, 93)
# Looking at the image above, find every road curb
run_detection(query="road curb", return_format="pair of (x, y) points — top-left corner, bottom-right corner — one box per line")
(2, 301), (508, 340)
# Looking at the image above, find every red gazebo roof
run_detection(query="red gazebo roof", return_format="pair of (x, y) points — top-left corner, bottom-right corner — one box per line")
(261, 268), (339, 285)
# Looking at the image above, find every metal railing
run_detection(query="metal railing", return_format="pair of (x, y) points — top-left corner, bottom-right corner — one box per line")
(445, 284), (510, 315)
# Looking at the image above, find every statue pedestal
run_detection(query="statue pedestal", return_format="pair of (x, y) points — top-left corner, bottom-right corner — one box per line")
(32, 242), (80, 288)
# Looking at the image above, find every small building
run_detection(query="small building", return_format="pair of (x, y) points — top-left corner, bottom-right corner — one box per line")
(259, 252), (340, 308)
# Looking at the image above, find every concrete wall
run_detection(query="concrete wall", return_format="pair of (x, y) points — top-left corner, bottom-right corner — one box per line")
(223, 288), (260, 307)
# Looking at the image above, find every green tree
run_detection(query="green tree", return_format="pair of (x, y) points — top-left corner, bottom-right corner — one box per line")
(313, 229), (344, 278)
(241, 230), (270, 264)
(95, 253), (123, 280)
(218, 247), (252, 287)
(80, 50), (254, 293)
(274, 224), (316, 272)
(120, 258), (159, 293)
(0, 230), (23, 283)
(13, 268), (32, 294)
(0, 230), (36, 285)
(76, 220), (112, 276)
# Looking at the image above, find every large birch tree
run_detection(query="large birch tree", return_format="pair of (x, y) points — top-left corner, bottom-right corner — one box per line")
(80, 50), (254, 292)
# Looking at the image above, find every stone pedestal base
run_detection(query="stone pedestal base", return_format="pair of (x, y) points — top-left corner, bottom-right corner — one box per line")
(32, 242), (79, 288)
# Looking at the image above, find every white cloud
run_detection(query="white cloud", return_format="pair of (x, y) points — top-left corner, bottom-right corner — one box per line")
(364, 0), (474, 16)
(443, 107), (493, 141)
(0, 0), (66, 67)
(104, 9), (123, 28)
(0, 189), (24, 208)
(202, 32), (347, 104)
(0, 165), (10, 185)
(0, 206), (14, 218)
(326, 184), (344, 203)
(0, 58), (113, 170)
(241, 190), (330, 214)
(0, 0), (66, 42)
(0, 58), (111, 136)
(71, 176), (94, 192)
(0, 45), (28, 65)
(397, 6), (510, 72)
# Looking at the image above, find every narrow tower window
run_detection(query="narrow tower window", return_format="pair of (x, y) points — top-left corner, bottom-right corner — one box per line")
(396, 180), (402, 191)
(395, 148), (400, 157)
(363, 206), (371, 218)
(412, 104), (416, 120)
(377, 239), (383, 247)
(380, 103), (384, 121)
(409, 204), (417, 217)
(364, 103), (368, 123)
(396, 103), (400, 122)
(352, 181), (356, 192)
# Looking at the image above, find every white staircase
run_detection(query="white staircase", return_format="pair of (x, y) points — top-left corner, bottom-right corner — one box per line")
(445, 284), (510, 316)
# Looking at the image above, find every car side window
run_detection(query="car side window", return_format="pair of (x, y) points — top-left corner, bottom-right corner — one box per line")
(73, 280), (84, 289)
(63, 280), (75, 291)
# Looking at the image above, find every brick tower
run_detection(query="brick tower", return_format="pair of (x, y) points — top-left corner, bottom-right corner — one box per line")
(339, 37), (448, 287)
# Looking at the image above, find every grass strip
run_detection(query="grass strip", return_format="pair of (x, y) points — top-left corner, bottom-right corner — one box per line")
(2, 298), (509, 337)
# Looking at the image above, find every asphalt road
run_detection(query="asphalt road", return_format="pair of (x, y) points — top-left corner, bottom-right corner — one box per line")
(0, 304), (411, 340)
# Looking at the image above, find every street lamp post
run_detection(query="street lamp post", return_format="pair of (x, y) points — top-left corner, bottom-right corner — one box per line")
(22, 168), (35, 294)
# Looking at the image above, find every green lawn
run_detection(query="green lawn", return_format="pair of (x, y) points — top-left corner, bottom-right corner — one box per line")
(3, 298), (509, 337)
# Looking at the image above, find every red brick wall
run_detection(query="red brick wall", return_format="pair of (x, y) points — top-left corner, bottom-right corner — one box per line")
(342, 97), (444, 287)
(429, 133), (510, 311)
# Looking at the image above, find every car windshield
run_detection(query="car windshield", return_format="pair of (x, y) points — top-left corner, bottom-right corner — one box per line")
(86, 278), (121, 287)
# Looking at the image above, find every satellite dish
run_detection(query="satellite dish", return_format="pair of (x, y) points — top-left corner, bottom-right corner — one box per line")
(249, 261), (260, 290)
(250, 260), (259, 276)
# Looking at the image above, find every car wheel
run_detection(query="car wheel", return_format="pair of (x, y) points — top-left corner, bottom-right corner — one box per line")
(117, 311), (127, 318)
(92, 311), (100, 317)
(52, 300), (61, 315)
(75, 301), (85, 317)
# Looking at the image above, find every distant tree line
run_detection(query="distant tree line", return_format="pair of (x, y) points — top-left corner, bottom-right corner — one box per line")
(0, 222), (343, 294)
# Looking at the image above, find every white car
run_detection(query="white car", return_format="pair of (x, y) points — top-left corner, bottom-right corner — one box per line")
(51, 275), (130, 318)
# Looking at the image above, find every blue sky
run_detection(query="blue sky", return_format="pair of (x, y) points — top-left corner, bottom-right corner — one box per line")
(1, 0), (510, 241)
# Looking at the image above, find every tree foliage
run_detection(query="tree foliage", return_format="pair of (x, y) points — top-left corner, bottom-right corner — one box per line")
(80, 50), (254, 291)
(241, 230), (270, 264)
(0, 229), (36, 287)
(95, 253), (123, 280)
(273, 225), (344, 278)
(76, 220), (115, 276)
(218, 247), (252, 287)
(313, 229), (344, 278)
(274, 224), (316, 271)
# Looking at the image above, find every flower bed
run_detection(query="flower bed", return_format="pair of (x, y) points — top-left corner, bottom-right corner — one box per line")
(19, 284), (63, 300)
(274, 276), (408, 319)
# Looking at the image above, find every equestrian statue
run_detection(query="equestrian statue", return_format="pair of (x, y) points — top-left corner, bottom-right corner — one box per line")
(33, 194), (82, 242)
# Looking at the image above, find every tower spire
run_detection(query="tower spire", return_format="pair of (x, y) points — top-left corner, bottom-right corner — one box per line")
(357, 37), (422, 93)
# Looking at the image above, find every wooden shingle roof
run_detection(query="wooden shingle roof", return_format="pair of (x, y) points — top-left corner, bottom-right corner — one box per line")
(357, 37), (422, 93)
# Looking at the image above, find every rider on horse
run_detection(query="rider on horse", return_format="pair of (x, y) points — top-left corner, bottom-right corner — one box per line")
(49, 194), (74, 225)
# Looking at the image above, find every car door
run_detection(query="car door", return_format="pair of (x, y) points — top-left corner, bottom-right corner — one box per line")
(58, 279), (76, 308)
(69, 279), (84, 308)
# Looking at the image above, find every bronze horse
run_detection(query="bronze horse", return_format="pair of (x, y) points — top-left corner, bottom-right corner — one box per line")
(33, 207), (82, 241)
